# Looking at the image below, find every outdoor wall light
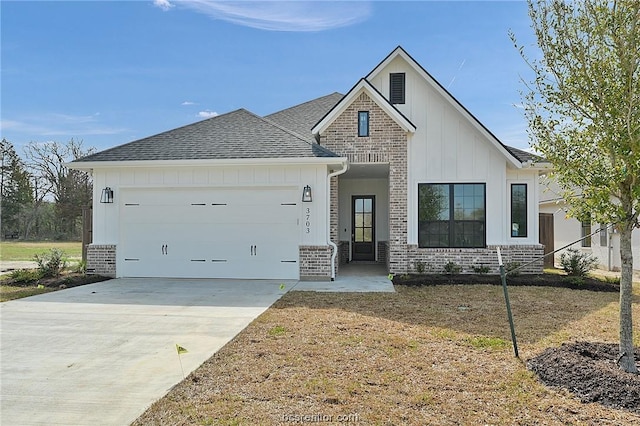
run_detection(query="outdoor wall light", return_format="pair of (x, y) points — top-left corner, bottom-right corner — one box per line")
(302, 185), (312, 202)
(100, 187), (114, 204)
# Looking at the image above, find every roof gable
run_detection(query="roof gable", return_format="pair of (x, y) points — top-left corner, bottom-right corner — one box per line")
(311, 78), (416, 136)
(368, 46), (523, 168)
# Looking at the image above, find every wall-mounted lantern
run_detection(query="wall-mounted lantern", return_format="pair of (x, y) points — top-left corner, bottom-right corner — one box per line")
(100, 187), (114, 204)
(302, 185), (312, 202)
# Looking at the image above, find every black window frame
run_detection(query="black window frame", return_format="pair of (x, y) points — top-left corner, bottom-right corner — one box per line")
(581, 219), (592, 247)
(358, 111), (369, 137)
(389, 72), (405, 104)
(418, 183), (486, 248)
(510, 183), (528, 238)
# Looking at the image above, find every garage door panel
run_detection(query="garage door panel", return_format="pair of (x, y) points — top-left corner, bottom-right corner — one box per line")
(120, 187), (300, 279)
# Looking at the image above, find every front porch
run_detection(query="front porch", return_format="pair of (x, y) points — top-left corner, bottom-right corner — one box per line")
(293, 262), (394, 292)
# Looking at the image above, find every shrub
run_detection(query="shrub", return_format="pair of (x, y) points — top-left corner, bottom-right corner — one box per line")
(415, 261), (426, 274)
(560, 248), (598, 277)
(443, 261), (462, 274)
(9, 268), (43, 283)
(505, 262), (521, 277)
(73, 259), (87, 275)
(473, 264), (490, 274)
(34, 248), (67, 278)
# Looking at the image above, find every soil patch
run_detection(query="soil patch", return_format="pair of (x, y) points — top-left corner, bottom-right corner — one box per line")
(393, 273), (620, 292)
(528, 342), (640, 413)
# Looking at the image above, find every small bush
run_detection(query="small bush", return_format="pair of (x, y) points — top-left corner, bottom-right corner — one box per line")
(505, 262), (521, 277)
(9, 268), (43, 283)
(562, 276), (585, 286)
(443, 261), (462, 275)
(34, 248), (67, 278)
(560, 248), (598, 277)
(415, 261), (426, 274)
(73, 259), (87, 275)
(472, 264), (490, 274)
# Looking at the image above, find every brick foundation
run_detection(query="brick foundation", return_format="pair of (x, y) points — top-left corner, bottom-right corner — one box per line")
(299, 245), (332, 281)
(404, 244), (544, 274)
(86, 244), (116, 277)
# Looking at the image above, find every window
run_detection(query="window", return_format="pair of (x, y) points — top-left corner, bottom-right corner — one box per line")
(510, 184), (527, 237)
(358, 111), (369, 137)
(390, 73), (405, 104)
(418, 183), (486, 248)
(581, 219), (592, 247)
(599, 225), (608, 247)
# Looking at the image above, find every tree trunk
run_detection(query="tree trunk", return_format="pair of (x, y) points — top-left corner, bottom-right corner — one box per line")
(618, 221), (638, 373)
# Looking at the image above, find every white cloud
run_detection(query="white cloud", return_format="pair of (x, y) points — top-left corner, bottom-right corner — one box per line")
(176, 0), (372, 32)
(181, 101), (196, 106)
(153, 0), (174, 12)
(197, 110), (218, 118)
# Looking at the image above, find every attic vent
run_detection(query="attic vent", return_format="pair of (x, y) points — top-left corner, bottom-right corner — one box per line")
(390, 73), (405, 104)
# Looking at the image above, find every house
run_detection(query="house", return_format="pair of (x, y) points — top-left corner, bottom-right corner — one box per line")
(69, 46), (547, 280)
(539, 177), (640, 272)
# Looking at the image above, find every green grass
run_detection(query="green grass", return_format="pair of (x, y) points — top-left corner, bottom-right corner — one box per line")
(0, 241), (82, 261)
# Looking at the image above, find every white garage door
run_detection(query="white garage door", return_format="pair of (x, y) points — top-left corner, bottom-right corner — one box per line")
(119, 187), (300, 279)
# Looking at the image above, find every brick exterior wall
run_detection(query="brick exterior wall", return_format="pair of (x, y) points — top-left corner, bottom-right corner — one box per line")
(322, 92), (408, 275)
(317, 92), (544, 277)
(377, 241), (388, 265)
(406, 244), (544, 274)
(299, 245), (332, 280)
(86, 244), (116, 277)
(339, 241), (349, 265)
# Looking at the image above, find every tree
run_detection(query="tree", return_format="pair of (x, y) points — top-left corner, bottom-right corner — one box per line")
(513, 0), (639, 373)
(23, 139), (94, 239)
(1, 139), (33, 237)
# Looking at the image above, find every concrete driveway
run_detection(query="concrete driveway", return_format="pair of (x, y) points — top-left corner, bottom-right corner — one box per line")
(0, 278), (291, 426)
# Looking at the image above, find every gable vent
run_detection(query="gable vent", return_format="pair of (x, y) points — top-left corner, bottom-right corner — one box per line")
(390, 73), (405, 104)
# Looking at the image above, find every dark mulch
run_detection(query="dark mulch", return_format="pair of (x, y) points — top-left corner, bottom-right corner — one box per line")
(528, 342), (640, 413)
(4, 273), (111, 289)
(393, 273), (620, 292)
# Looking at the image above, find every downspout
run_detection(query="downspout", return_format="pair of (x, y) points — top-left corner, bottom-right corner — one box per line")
(327, 160), (349, 281)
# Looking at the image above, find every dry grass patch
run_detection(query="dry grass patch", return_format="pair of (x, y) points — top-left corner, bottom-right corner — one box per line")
(134, 284), (640, 425)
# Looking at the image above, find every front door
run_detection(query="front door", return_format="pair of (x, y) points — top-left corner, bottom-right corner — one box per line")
(352, 196), (375, 261)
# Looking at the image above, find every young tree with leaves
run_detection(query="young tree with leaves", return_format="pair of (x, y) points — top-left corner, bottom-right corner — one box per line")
(513, 0), (639, 373)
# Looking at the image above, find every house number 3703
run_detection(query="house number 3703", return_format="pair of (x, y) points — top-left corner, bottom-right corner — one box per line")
(305, 207), (311, 234)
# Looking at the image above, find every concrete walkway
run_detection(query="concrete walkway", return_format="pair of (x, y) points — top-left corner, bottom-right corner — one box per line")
(0, 278), (291, 426)
(292, 263), (395, 292)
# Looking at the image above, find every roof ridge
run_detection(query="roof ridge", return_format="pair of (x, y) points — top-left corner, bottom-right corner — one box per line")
(258, 112), (339, 157)
(265, 92), (344, 118)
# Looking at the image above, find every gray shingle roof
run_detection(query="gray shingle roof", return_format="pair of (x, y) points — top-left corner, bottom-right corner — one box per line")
(504, 145), (546, 164)
(265, 92), (344, 140)
(75, 108), (339, 163)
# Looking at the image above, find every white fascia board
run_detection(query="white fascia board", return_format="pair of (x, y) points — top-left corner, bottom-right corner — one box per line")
(312, 79), (416, 136)
(66, 156), (349, 171)
(368, 47), (522, 169)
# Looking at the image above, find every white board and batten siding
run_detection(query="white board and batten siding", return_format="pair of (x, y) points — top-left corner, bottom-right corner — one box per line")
(91, 164), (330, 279)
(369, 55), (540, 246)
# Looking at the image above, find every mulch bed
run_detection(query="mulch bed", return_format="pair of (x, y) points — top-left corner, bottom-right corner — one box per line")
(528, 342), (640, 413)
(393, 273), (620, 292)
(3, 273), (111, 289)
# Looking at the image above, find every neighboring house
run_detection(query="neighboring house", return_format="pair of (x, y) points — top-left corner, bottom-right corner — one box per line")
(539, 177), (640, 272)
(70, 46), (547, 280)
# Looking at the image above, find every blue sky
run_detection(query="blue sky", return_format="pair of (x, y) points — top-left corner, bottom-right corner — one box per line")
(1, 1), (538, 154)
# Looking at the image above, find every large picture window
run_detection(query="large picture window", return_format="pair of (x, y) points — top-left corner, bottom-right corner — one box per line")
(418, 183), (486, 248)
(510, 184), (527, 237)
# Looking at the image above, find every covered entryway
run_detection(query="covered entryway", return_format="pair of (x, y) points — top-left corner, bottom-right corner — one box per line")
(119, 187), (300, 279)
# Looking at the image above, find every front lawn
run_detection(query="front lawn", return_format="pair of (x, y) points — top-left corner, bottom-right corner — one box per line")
(133, 281), (640, 425)
(0, 241), (82, 261)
